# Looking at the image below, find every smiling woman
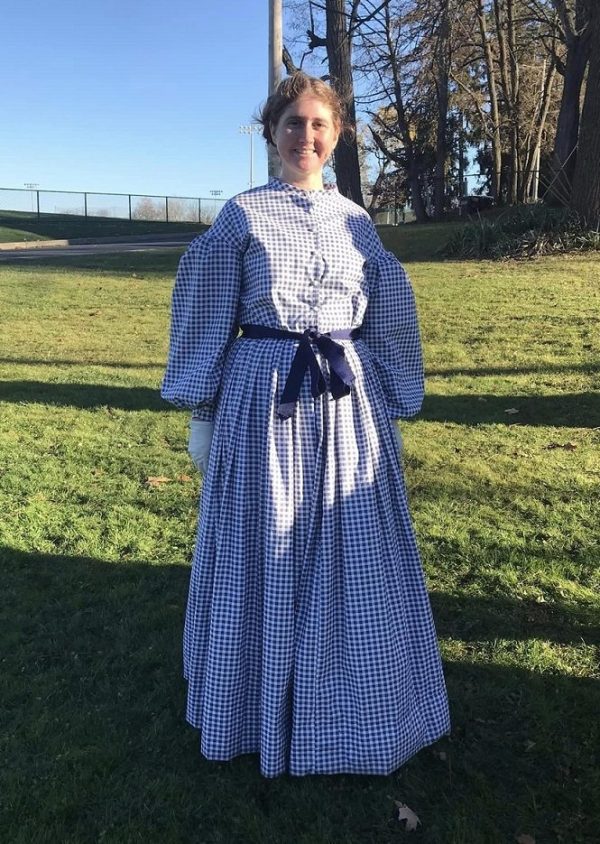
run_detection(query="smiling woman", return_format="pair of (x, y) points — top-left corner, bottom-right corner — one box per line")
(270, 96), (340, 190)
(161, 70), (450, 778)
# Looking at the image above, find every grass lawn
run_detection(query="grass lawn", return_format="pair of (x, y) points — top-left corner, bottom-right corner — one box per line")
(0, 212), (206, 243)
(0, 245), (599, 843)
(0, 207), (456, 254)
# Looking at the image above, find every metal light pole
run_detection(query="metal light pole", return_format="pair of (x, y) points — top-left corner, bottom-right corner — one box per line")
(239, 125), (262, 189)
(268, 0), (283, 178)
(24, 182), (39, 213)
(209, 189), (223, 220)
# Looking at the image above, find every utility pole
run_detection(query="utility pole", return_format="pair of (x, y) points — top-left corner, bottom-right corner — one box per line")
(268, 0), (283, 178)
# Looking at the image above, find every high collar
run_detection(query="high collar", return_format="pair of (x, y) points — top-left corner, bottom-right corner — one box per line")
(268, 176), (337, 197)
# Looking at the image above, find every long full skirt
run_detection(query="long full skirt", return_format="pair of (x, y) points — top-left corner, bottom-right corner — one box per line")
(183, 336), (450, 777)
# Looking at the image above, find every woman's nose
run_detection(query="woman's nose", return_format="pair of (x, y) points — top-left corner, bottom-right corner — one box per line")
(299, 122), (314, 143)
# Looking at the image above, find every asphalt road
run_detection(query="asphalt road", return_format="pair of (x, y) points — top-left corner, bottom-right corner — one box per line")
(0, 239), (191, 261)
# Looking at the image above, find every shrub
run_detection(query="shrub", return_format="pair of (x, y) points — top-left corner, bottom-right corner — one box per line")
(443, 204), (600, 259)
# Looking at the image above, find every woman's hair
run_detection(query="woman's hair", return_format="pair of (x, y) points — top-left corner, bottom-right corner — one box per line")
(257, 71), (349, 146)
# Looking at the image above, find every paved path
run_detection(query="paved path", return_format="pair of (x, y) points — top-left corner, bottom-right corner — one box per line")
(0, 239), (191, 261)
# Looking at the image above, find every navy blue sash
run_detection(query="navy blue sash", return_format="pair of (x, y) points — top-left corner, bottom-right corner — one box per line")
(240, 323), (361, 419)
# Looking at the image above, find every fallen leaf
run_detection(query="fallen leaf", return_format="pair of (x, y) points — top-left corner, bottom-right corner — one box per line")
(146, 476), (171, 487)
(395, 802), (420, 831)
(177, 474), (193, 482)
(516, 835), (535, 844)
(545, 441), (577, 451)
(504, 407), (519, 414)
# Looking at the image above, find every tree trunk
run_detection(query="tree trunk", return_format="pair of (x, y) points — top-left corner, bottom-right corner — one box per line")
(551, 46), (589, 200)
(522, 60), (556, 200)
(325, 0), (364, 206)
(477, 0), (502, 202)
(548, 0), (590, 205)
(433, 0), (451, 220)
(571, 2), (600, 227)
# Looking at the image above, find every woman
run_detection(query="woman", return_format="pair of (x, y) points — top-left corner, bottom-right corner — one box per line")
(161, 72), (450, 778)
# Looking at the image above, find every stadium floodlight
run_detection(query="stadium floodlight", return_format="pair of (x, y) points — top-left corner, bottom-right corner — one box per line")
(239, 125), (262, 189)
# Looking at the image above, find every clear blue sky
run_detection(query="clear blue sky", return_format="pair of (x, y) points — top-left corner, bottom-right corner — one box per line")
(2, 0), (273, 201)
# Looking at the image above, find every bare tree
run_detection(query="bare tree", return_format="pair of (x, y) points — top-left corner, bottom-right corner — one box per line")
(131, 197), (163, 221)
(305, 0), (365, 205)
(354, 1), (432, 220)
(451, 0), (559, 204)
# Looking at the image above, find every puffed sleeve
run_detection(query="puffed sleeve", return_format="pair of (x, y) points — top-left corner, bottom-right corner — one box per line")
(361, 222), (424, 419)
(160, 199), (246, 420)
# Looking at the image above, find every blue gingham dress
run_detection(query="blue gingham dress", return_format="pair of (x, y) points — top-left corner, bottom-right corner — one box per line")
(161, 177), (450, 777)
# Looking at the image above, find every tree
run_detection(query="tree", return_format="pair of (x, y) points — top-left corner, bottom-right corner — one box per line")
(355, 1), (433, 221)
(571, 0), (600, 225)
(131, 197), (163, 221)
(431, 0), (453, 218)
(304, 0), (365, 205)
(450, 0), (559, 204)
(547, 0), (592, 198)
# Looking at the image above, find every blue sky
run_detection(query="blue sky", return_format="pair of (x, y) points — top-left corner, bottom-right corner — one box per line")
(2, 0), (273, 201)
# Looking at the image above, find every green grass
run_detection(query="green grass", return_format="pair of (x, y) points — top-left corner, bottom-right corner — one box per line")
(1, 246), (599, 843)
(0, 211), (206, 243)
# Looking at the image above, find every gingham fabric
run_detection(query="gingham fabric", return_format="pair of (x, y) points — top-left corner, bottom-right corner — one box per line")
(161, 178), (450, 777)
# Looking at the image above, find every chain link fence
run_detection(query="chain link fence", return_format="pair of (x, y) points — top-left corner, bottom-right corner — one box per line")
(0, 187), (227, 225)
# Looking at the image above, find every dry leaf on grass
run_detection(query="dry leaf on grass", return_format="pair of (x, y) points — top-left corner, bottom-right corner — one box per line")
(146, 476), (171, 487)
(504, 407), (520, 414)
(545, 441), (577, 451)
(395, 802), (420, 831)
(516, 835), (536, 844)
(177, 474), (193, 482)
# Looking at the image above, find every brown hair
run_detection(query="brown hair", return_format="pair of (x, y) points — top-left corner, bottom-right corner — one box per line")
(258, 71), (348, 146)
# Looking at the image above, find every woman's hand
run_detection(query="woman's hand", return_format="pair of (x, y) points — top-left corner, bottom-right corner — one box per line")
(188, 419), (214, 473)
(395, 423), (403, 456)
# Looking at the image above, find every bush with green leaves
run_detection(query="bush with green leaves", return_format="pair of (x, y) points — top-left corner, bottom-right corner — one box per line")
(443, 204), (600, 259)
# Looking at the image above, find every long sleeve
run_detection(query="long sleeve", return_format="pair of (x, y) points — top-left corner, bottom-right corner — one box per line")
(161, 200), (246, 419)
(361, 236), (424, 419)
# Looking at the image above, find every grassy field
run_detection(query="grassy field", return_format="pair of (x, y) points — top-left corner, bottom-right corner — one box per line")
(0, 207), (459, 254)
(0, 211), (207, 243)
(1, 243), (599, 843)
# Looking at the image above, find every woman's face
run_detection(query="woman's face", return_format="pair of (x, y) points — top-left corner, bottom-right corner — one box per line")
(271, 95), (340, 188)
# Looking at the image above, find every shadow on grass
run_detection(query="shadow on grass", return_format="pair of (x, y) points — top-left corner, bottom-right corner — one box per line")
(421, 392), (600, 428)
(0, 357), (164, 370)
(1, 250), (183, 276)
(0, 211), (204, 241)
(1, 544), (598, 842)
(428, 362), (600, 378)
(2, 380), (599, 426)
(430, 591), (600, 646)
(0, 380), (168, 411)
